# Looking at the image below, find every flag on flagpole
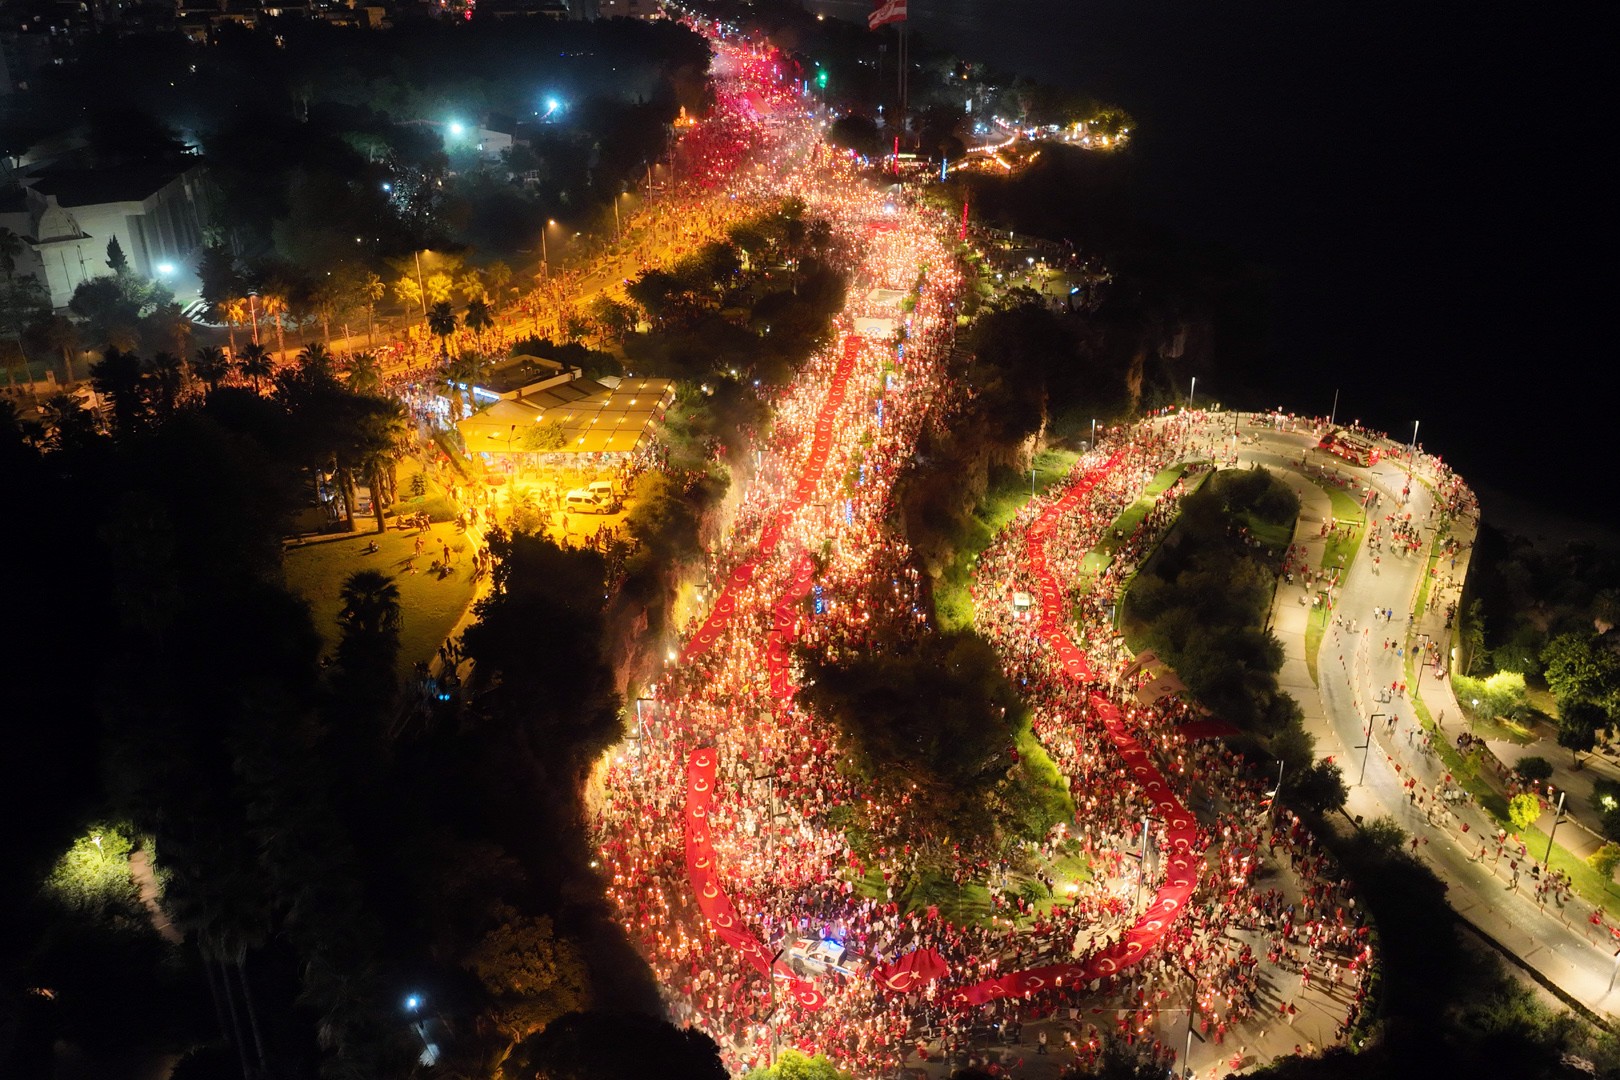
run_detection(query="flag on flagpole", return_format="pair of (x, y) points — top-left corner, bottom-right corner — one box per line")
(869, 0), (907, 30)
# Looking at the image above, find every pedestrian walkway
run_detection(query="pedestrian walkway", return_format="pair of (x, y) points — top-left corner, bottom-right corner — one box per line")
(1257, 444), (1620, 1018)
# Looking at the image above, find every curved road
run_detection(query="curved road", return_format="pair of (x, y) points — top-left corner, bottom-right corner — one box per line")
(1229, 421), (1620, 1019)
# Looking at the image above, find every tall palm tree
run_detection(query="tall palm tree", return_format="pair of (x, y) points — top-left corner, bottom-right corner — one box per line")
(236, 342), (273, 393)
(192, 346), (232, 393)
(463, 297), (493, 346)
(40, 393), (101, 452)
(455, 269), (488, 305)
(296, 341), (334, 377)
(41, 314), (80, 383)
(145, 351), (186, 418)
(360, 412), (410, 535)
(445, 351), (488, 421)
(344, 351), (382, 395)
(360, 272), (384, 346)
(484, 261), (512, 310)
(259, 292), (289, 360)
(90, 347), (150, 437)
(426, 301), (458, 359)
(338, 568), (402, 641)
(220, 297), (250, 355)
(146, 301), (192, 359)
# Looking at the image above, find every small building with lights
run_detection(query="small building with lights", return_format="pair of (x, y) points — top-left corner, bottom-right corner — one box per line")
(456, 360), (676, 463)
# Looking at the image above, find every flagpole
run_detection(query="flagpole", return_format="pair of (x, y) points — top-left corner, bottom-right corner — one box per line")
(901, 17), (909, 134)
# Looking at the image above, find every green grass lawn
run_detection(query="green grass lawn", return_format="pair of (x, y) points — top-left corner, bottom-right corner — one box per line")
(1405, 654), (1620, 921)
(935, 448), (1080, 631)
(282, 525), (479, 677)
(850, 847), (1093, 929)
(1305, 481), (1368, 683)
(1077, 463), (1192, 584)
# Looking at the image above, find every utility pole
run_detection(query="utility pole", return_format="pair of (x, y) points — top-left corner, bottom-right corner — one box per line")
(1359, 714), (1384, 786)
(766, 947), (785, 1067)
(1182, 975), (1199, 1079)
(1543, 790), (1567, 868)
(1330, 387), (1339, 428)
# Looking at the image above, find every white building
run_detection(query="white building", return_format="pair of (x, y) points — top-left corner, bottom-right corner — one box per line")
(0, 163), (210, 308)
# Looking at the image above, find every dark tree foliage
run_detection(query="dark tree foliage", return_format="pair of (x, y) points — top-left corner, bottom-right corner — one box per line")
(1124, 468), (1299, 735)
(508, 1008), (727, 1080)
(802, 630), (1063, 865)
(462, 530), (625, 770)
(3, 373), (659, 1074)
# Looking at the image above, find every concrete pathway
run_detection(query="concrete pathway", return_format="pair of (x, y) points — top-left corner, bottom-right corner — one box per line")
(1240, 422), (1620, 1018)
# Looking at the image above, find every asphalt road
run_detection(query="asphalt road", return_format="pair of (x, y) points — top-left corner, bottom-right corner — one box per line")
(1230, 422), (1620, 1019)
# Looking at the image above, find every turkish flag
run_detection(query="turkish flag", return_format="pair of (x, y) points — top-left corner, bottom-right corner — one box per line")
(869, 0), (907, 30)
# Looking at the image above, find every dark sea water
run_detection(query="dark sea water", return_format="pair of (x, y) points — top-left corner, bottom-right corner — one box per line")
(807, 0), (1614, 533)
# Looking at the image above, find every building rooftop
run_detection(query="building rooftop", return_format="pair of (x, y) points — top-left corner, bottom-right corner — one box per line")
(459, 375), (676, 456)
(25, 162), (194, 208)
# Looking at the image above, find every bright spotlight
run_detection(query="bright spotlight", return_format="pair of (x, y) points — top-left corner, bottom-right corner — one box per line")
(156, 262), (176, 276)
(447, 121), (466, 138)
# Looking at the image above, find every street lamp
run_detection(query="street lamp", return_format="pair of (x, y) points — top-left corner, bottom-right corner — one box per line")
(413, 250), (429, 315)
(1359, 714), (1384, 786)
(542, 220), (557, 278)
(1543, 789), (1567, 868)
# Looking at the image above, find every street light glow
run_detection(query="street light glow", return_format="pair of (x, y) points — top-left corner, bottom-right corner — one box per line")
(405, 995), (421, 1011)
(156, 262), (176, 276)
(447, 121), (466, 137)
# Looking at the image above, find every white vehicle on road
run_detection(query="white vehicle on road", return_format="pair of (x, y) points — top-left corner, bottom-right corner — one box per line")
(783, 936), (867, 980)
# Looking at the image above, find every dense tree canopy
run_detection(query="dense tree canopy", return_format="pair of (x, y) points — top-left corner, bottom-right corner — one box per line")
(803, 630), (1069, 869)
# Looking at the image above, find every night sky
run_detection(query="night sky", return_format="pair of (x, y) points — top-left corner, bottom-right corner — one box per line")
(812, 0), (1614, 529)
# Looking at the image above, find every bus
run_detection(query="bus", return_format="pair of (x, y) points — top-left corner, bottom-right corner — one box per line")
(1318, 428), (1381, 467)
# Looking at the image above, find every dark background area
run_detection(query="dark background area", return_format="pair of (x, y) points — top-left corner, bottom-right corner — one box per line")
(811, 0), (1614, 527)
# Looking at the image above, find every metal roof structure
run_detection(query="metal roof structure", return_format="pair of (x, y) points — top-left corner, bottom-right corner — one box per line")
(458, 375), (676, 456)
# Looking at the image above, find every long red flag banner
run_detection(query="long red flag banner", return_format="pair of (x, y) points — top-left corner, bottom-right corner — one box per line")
(678, 335), (865, 665)
(869, 0), (907, 31)
(685, 748), (826, 1010)
(947, 451), (1203, 1006)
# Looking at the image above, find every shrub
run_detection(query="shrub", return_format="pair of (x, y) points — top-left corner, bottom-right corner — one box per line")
(1508, 792), (1543, 833)
(1589, 842), (1620, 884)
(1514, 756), (1554, 782)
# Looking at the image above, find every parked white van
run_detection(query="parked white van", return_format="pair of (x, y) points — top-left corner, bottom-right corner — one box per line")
(564, 489), (612, 514)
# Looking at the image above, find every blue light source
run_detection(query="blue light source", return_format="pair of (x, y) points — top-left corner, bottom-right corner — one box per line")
(405, 995), (421, 1011)
(447, 121), (466, 138)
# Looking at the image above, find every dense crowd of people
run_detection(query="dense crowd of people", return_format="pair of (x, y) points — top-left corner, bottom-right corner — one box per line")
(575, 30), (1380, 1080)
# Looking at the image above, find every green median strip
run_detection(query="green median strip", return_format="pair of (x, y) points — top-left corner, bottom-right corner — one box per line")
(1305, 479), (1368, 684)
(935, 448), (1079, 632)
(1078, 462), (1193, 584)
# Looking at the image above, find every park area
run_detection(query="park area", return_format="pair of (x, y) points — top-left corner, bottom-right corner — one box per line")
(282, 524), (479, 676)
